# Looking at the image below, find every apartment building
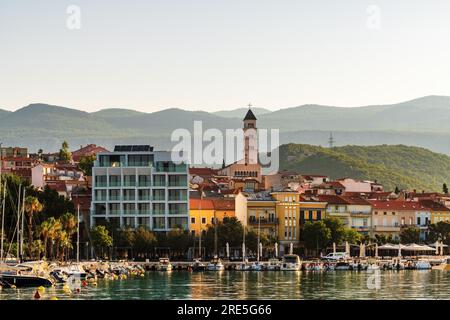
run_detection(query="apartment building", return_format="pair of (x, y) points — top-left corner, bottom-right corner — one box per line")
(90, 145), (189, 232)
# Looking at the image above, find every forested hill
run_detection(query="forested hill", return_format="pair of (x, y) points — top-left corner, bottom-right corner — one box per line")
(279, 144), (450, 192)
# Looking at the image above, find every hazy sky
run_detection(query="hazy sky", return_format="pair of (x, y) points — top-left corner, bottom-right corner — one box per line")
(1, 0), (450, 112)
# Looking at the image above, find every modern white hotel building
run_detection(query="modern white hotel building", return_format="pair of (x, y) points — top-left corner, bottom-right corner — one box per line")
(90, 145), (189, 232)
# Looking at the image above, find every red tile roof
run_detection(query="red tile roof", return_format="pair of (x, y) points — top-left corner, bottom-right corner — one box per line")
(317, 195), (351, 205)
(369, 200), (427, 211)
(189, 198), (215, 210)
(418, 199), (450, 212)
(212, 199), (235, 210)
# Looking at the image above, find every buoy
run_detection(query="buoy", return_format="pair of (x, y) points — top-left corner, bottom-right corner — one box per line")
(92, 282), (97, 286)
(50, 296), (58, 300)
(38, 286), (46, 293)
(82, 281), (88, 287)
(76, 288), (80, 293)
(34, 290), (41, 299)
(11, 285), (16, 289)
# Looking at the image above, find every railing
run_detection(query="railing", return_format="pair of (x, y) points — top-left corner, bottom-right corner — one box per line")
(138, 196), (151, 201)
(153, 181), (166, 187)
(248, 218), (279, 225)
(153, 211), (166, 215)
(109, 196), (122, 201)
(123, 210), (139, 215)
(168, 181), (188, 187)
(128, 162), (152, 167)
(109, 210), (121, 215)
(123, 196), (135, 201)
(169, 211), (188, 215)
(95, 196), (107, 201)
(153, 196), (166, 201)
(109, 181), (121, 187)
(138, 181), (152, 187)
(123, 181), (136, 187)
(138, 210), (151, 215)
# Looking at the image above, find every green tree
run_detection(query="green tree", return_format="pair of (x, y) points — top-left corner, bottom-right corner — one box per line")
(443, 183), (449, 194)
(400, 226), (421, 244)
(343, 228), (362, 244)
(24, 196), (43, 259)
(78, 155), (96, 176)
(204, 217), (244, 255)
(302, 221), (331, 254)
(133, 227), (156, 258)
(427, 221), (450, 245)
(91, 225), (113, 259)
(167, 228), (191, 258)
(323, 217), (346, 245)
(59, 140), (72, 162)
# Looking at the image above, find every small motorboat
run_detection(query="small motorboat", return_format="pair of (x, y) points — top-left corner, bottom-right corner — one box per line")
(280, 254), (301, 271)
(250, 262), (263, 271)
(266, 258), (281, 271)
(190, 259), (206, 271)
(415, 260), (431, 270)
(335, 262), (351, 271)
(157, 258), (173, 271)
(431, 258), (450, 271)
(0, 272), (53, 288)
(207, 256), (225, 271)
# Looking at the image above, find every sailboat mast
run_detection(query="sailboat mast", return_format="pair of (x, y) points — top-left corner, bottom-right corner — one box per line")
(77, 204), (80, 263)
(16, 184), (21, 260)
(1, 181), (6, 262)
(257, 215), (261, 263)
(242, 225), (246, 263)
(20, 188), (26, 261)
(214, 210), (218, 257)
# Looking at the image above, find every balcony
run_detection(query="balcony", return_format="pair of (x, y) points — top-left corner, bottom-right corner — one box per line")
(248, 218), (279, 225)
(168, 196), (187, 201)
(123, 181), (136, 187)
(109, 196), (122, 201)
(109, 181), (121, 187)
(123, 210), (138, 215)
(153, 196), (166, 201)
(373, 225), (400, 232)
(95, 182), (107, 188)
(123, 196), (135, 201)
(153, 181), (166, 187)
(138, 181), (152, 187)
(138, 196), (151, 201)
(109, 210), (121, 215)
(153, 210), (166, 215)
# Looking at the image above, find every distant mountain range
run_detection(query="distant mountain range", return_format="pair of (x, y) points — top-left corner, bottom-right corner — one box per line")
(2, 96), (450, 154)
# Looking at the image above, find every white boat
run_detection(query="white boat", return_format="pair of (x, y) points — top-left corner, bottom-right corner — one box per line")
(431, 258), (450, 271)
(305, 262), (323, 271)
(367, 263), (380, 271)
(335, 262), (351, 270)
(280, 254), (301, 271)
(415, 260), (431, 270)
(266, 258), (281, 271)
(206, 256), (224, 271)
(250, 262), (263, 271)
(157, 258), (173, 271)
(235, 261), (252, 271)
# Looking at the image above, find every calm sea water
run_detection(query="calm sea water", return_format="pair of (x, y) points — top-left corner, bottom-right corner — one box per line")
(1, 270), (449, 300)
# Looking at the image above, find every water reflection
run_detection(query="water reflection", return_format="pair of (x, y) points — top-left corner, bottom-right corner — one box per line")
(0, 270), (449, 300)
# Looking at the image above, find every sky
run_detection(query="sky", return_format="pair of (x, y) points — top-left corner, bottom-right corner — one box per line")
(1, 0), (450, 113)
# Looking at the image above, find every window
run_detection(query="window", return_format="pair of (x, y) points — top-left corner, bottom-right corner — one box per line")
(191, 217), (195, 224)
(383, 212), (387, 215)
(202, 217), (206, 224)
(392, 212), (395, 215)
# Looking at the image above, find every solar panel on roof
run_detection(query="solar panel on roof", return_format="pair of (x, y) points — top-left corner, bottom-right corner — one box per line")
(113, 145), (153, 152)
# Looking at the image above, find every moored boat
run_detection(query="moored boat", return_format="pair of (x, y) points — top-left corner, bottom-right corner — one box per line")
(157, 258), (173, 271)
(280, 254), (301, 271)
(206, 256), (224, 271)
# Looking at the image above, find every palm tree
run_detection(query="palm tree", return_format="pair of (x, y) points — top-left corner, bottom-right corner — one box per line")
(59, 213), (77, 260)
(58, 231), (72, 261)
(24, 196), (43, 259)
(39, 220), (51, 259)
(47, 218), (62, 260)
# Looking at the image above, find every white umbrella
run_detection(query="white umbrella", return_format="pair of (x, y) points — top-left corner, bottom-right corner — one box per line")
(375, 243), (379, 257)
(398, 244), (402, 257)
(333, 242), (336, 254)
(435, 243), (439, 255)
(360, 243), (366, 258)
(441, 241), (445, 255)
(259, 242), (263, 258)
(226, 242), (230, 258)
(242, 242), (246, 260)
(289, 242), (293, 255)
(345, 241), (350, 256)
(274, 243), (278, 258)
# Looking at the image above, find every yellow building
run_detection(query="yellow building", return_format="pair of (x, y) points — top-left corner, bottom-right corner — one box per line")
(420, 200), (450, 224)
(189, 198), (235, 236)
(272, 192), (327, 254)
(246, 195), (278, 239)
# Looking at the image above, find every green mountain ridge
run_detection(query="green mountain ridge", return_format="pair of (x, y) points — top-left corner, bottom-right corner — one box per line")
(279, 144), (450, 192)
(2, 96), (450, 153)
